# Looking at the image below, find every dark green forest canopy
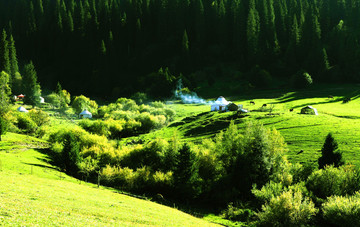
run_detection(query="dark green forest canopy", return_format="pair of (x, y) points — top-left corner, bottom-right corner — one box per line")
(0, 0), (358, 97)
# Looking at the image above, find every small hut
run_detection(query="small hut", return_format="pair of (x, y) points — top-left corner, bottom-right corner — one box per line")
(17, 106), (29, 113)
(79, 109), (92, 119)
(301, 106), (318, 115)
(211, 96), (230, 111)
(226, 103), (239, 111)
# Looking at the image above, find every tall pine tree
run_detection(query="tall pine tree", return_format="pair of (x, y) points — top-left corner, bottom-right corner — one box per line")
(0, 30), (10, 74)
(22, 61), (41, 107)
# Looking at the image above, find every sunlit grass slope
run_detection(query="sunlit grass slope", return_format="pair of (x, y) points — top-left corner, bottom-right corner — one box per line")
(0, 133), (218, 226)
(144, 84), (360, 166)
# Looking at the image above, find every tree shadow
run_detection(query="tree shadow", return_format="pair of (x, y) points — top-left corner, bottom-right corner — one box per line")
(274, 85), (360, 105)
(22, 162), (58, 171)
(32, 148), (61, 168)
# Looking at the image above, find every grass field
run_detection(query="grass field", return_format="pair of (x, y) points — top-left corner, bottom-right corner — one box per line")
(0, 133), (220, 226)
(3, 84), (360, 226)
(142, 84), (360, 166)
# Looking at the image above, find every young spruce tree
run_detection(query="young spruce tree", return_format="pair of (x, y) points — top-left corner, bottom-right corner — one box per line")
(318, 133), (345, 169)
(22, 61), (41, 107)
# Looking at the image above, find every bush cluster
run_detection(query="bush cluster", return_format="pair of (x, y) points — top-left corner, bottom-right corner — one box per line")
(47, 119), (360, 226)
(80, 98), (175, 138)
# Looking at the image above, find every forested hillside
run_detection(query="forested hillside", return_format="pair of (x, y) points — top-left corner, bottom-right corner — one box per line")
(0, 0), (359, 97)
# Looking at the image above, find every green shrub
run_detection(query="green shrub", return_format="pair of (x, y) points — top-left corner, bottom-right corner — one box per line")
(16, 114), (37, 133)
(247, 65), (272, 88)
(252, 181), (285, 203)
(72, 95), (98, 114)
(116, 98), (138, 111)
(256, 189), (318, 226)
(120, 139), (167, 170)
(101, 165), (135, 189)
(28, 109), (50, 126)
(291, 70), (313, 88)
(46, 93), (61, 108)
(306, 165), (360, 199)
(233, 122), (289, 195)
(79, 119), (110, 137)
(131, 92), (148, 104)
(222, 203), (255, 222)
(150, 101), (165, 109)
(322, 192), (360, 226)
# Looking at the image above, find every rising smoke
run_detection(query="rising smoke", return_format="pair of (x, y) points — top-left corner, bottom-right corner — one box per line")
(175, 79), (209, 104)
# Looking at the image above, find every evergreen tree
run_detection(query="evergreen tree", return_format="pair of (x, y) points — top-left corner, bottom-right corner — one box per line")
(182, 29), (189, 55)
(318, 133), (345, 169)
(8, 35), (19, 88)
(246, 2), (260, 63)
(0, 71), (11, 116)
(62, 133), (81, 175)
(174, 143), (198, 199)
(0, 116), (8, 142)
(56, 81), (62, 95)
(22, 62), (41, 107)
(0, 30), (10, 74)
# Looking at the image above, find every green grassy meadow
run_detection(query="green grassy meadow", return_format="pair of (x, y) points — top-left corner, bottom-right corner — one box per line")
(0, 133), (219, 226)
(2, 84), (360, 226)
(144, 84), (360, 166)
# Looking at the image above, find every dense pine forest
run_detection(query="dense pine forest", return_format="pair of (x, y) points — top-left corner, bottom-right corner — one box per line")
(0, 0), (359, 98)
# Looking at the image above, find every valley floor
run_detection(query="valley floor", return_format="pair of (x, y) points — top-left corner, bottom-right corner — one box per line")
(0, 133), (219, 226)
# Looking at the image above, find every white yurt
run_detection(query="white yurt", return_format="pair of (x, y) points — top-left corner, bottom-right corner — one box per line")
(79, 109), (92, 119)
(301, 106), (318, 115)
(211, 96), (230, 111)
(17, 106), (29, 113)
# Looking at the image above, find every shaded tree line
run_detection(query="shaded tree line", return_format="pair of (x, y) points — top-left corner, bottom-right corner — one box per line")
(0, 0), (359, 97)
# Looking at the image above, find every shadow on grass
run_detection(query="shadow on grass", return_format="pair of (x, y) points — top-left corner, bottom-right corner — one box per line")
(22, 162), (58, 171)
(183, 112), (249, 137)
(32, 148), (61, 169)
(274, 85), (360, 105)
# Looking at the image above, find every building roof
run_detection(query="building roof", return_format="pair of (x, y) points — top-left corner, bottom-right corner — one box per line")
(213, 96), (230, 105)
(17, 106), (28, 113)
(79, 109), (92, 116)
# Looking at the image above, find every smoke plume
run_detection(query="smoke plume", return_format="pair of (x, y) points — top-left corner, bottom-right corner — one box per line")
(175, 79), (209, 104)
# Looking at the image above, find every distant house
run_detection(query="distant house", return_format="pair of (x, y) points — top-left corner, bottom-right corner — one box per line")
(17, 94), (25, 100)
(79, 109), (92, 119)
(17, 106), (29, 113)
(301, 106), (318, 115)
(211, 96), (230, 111)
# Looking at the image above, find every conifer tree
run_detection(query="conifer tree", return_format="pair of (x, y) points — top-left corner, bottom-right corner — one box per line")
(0, 71), (11, 116)
(62, 133), (81, 175)
(247, 2), (260, 62)
(56, 81), (62, 95)
(318, 133), (345, 169)
(0, 116), (8, 141)
(0, 30), (10, 74)
(174, 143), (198, 198)
(182, 29), (189, 55)
(22, 61), (41, 107)
(8, 35), (19, 87)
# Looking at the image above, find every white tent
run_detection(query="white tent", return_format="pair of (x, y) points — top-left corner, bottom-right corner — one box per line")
(301, 106), (318, 115)
(79, 109), (92, 119)
(40, 96), (45, 103)
(17, 106), (29, 113)
(211, 96), (230, 111)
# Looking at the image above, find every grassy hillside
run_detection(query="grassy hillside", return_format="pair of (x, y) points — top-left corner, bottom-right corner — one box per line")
(0, 133), (219, 226)
(140, 84), (360, 166)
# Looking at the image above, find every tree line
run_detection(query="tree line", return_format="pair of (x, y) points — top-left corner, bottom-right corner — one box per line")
(0, 0), (359, 97)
